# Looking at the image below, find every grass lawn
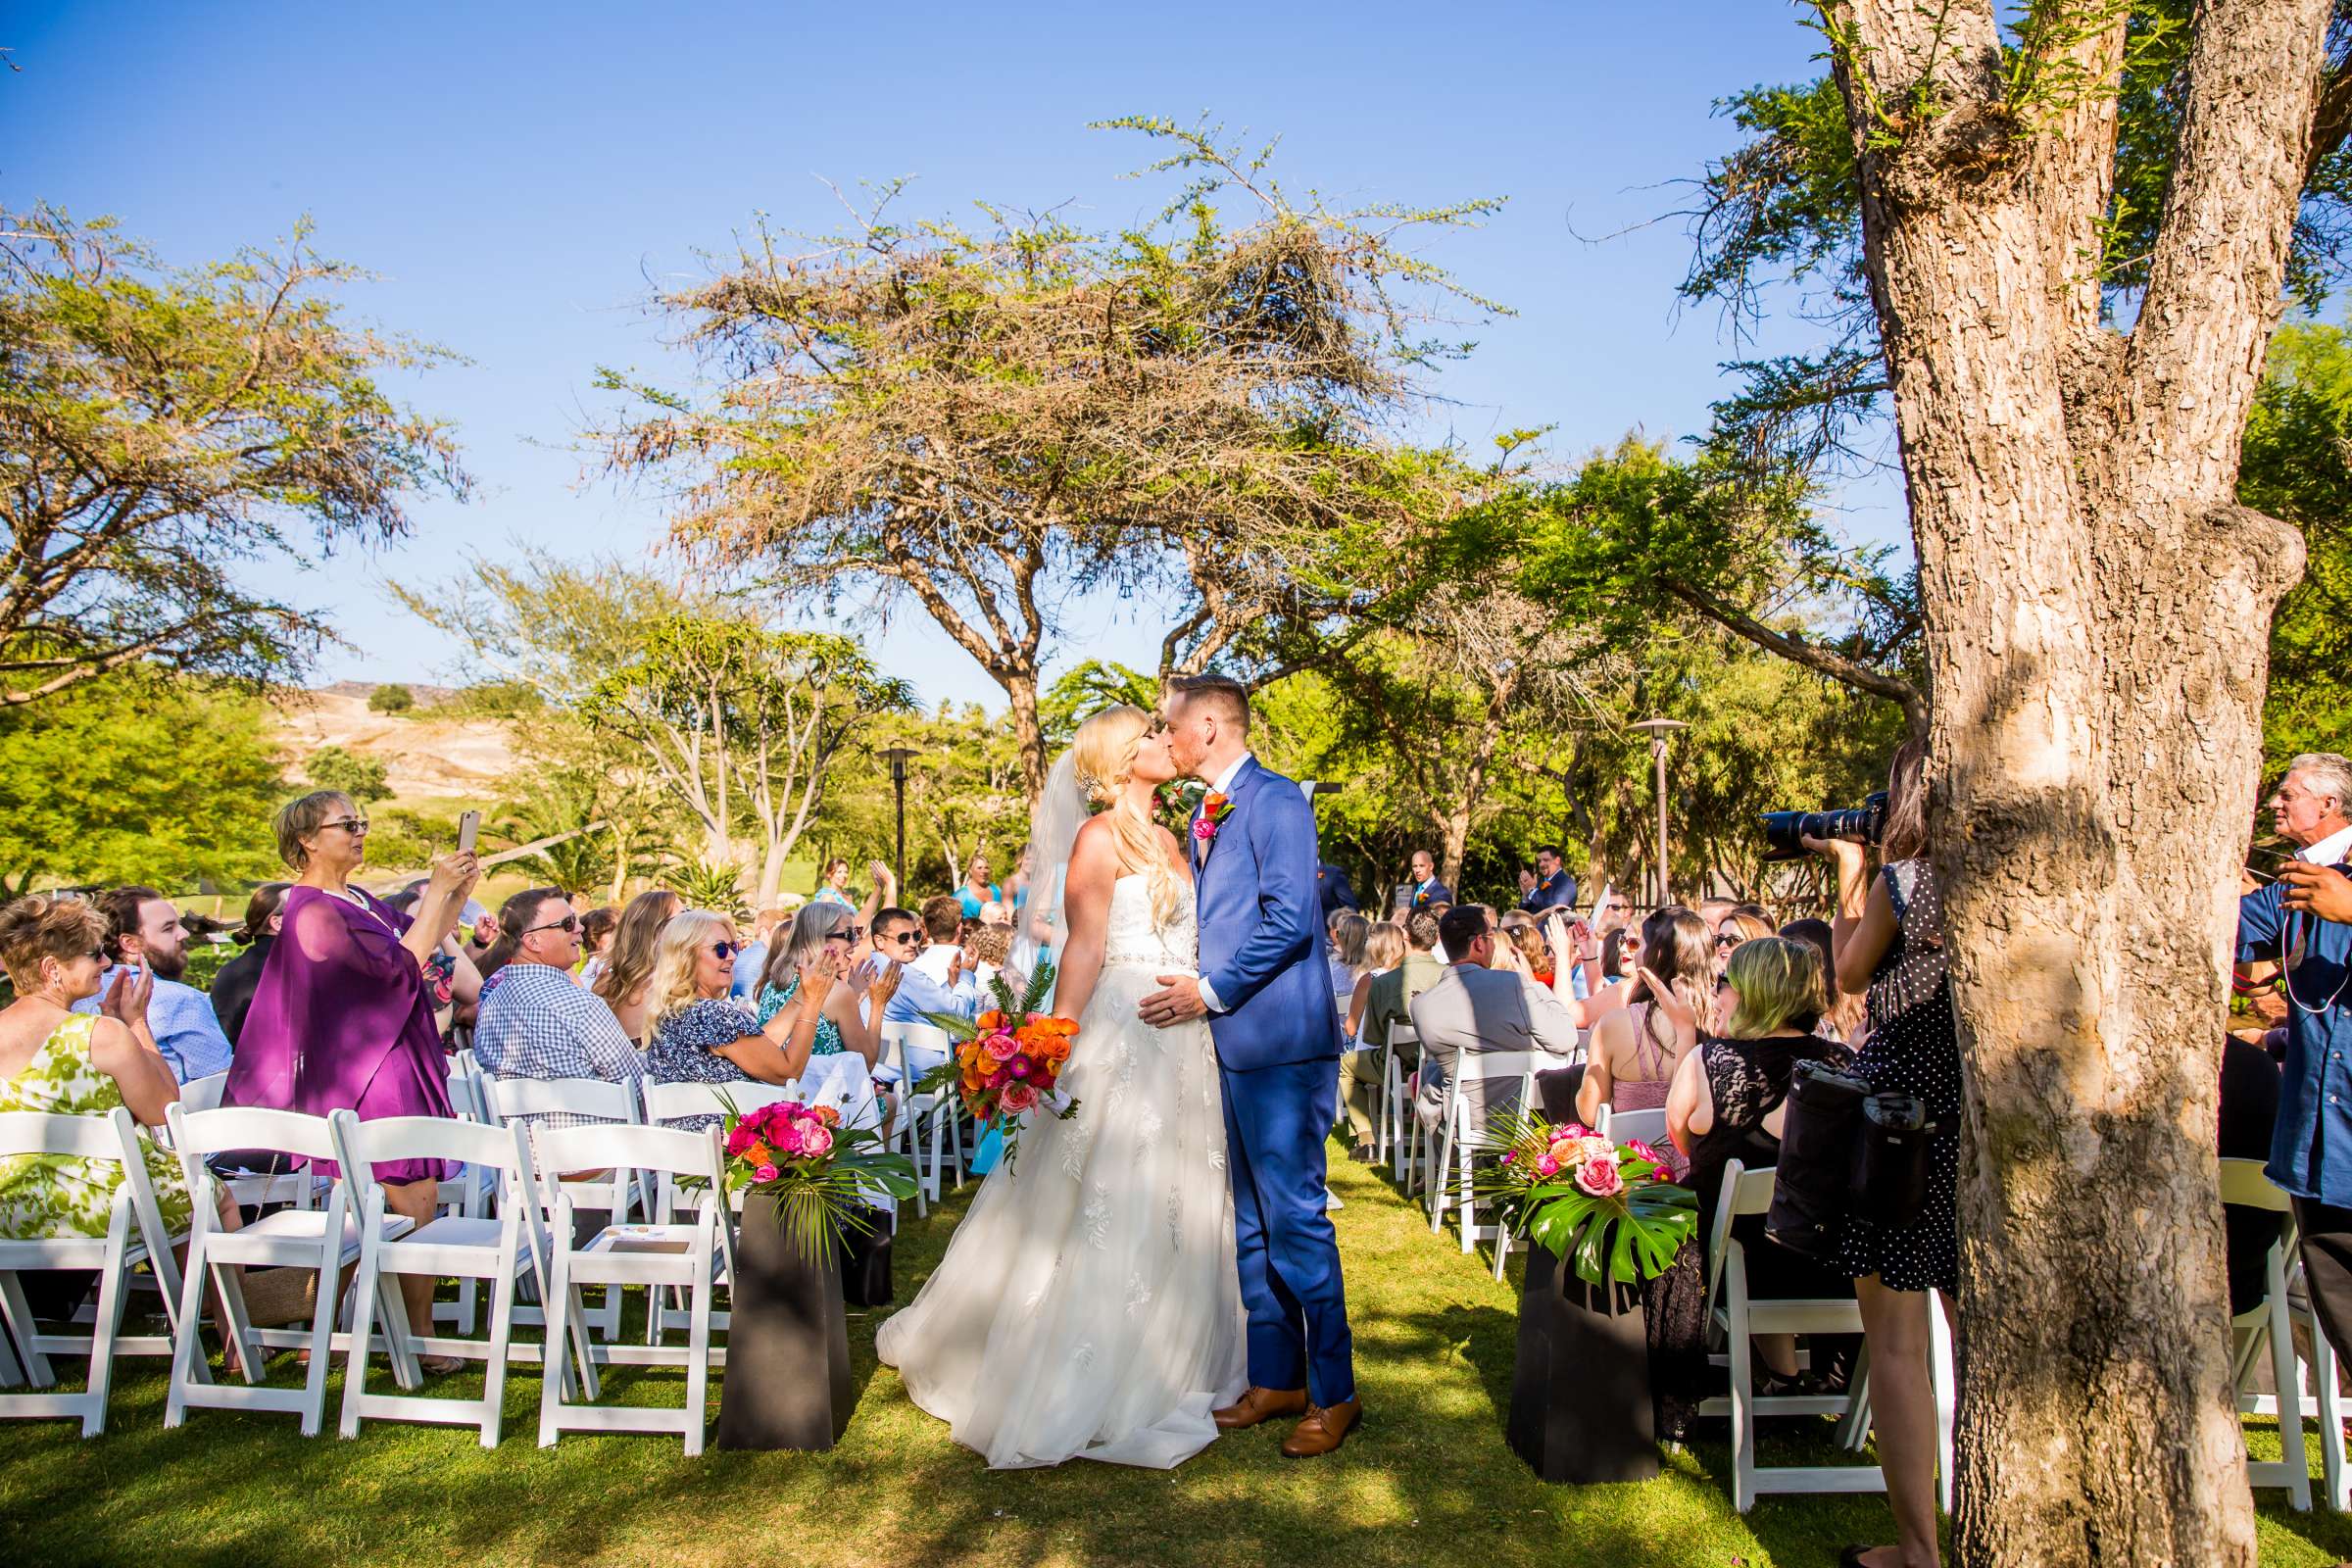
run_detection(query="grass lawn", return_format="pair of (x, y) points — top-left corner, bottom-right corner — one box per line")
(5, 1143), (2350, 1567)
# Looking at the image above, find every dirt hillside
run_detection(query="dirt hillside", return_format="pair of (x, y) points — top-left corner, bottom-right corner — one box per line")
(273, 686), (520, 804)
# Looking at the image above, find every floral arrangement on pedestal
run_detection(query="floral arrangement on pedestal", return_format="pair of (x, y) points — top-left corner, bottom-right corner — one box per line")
(1476, 1110), (1697, 1288)
(720, 1098), (917, 1261)
(917, 957), (1080, 1171)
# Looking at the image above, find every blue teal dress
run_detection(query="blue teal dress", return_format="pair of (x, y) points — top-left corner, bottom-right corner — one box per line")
(754, 979), (843, 1055)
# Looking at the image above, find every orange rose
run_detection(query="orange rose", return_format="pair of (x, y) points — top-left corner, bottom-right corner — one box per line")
(745, 1141), (773, 1167)
(811, 1104), (840, 1127)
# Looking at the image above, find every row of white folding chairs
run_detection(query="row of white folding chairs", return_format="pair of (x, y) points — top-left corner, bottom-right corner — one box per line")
(160, 1101), (733, 1451)
(2222, 1157), (2349, 1510)
(0, 1107), (204, 1436)
(879, 1020), (962, 1217)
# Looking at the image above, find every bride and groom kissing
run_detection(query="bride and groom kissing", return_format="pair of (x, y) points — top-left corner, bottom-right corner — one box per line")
(875, 674), (1359, 1469)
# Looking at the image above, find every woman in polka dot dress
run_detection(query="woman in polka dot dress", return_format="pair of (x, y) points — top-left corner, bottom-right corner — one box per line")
(1809, 739), (1960, 1568)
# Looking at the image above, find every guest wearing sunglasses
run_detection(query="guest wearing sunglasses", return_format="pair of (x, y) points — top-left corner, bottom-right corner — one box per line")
(643, 909), (836, 1130)
(470, 888), (643, 1126)
(751, 902), (898, 1071)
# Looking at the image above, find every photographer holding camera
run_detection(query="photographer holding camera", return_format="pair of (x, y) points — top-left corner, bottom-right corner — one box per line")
(2236, 753), (2352, 1385)
(1799, 738), (1960, 1568)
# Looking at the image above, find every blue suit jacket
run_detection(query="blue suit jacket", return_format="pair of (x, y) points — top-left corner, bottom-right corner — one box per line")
(1196, 759), (1345, 1072)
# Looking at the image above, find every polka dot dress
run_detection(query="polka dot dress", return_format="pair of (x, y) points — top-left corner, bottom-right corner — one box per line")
(1837, 858), (1962, 1294)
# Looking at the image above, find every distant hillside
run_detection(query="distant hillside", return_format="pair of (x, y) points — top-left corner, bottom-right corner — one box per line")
(273, 686), (519, 802)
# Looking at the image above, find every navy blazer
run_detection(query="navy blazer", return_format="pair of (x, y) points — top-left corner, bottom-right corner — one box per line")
(1196, 758), (1345, 1071)
(2241, 872), (2352, 1202)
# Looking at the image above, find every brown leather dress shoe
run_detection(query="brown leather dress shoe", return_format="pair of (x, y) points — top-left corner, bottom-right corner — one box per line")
(1281, 1397), (1361, 1457)
(1212, 1386), (1308, 1431)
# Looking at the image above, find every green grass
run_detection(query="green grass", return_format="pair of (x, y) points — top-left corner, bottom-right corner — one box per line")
(5, 1146), (2350, 1567)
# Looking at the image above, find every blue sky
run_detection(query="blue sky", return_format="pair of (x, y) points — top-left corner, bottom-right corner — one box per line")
(3, 1), (1890, 709)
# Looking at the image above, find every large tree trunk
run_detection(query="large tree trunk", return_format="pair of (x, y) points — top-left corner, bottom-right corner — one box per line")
(1823, 2), (2330, 1561)
(1004, 665), (1047, 801)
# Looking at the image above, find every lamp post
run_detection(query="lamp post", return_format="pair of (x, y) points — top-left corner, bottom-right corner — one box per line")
(884, 746), (915, 892)
(1629, 717), (1688, 908)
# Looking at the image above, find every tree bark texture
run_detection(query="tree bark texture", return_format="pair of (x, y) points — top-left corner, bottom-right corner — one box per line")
(1821, 2), (2330, 1562)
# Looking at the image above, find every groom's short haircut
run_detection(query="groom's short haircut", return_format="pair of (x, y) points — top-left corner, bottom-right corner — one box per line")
(1438, 905), (1489, 958)
(919, 894), (962, 943)
(1166, 672), (1250, 734)
(1404, 910), (1441, 951)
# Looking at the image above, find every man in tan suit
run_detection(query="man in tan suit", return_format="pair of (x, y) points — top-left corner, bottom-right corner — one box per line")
(1409, 905), (1583, 1137)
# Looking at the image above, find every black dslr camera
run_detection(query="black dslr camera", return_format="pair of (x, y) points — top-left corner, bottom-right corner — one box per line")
(1758, 791), (1888, 862)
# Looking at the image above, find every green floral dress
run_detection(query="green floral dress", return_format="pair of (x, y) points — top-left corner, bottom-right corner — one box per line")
(0, 1012), (192, 1240)
(755, 980), (842, 1055)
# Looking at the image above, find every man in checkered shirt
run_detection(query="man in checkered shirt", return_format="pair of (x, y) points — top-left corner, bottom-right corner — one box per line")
(472, 888), (642, 1127)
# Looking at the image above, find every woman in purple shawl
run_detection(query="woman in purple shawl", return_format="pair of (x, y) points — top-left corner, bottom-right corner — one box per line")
(227, 790), (481, 1348)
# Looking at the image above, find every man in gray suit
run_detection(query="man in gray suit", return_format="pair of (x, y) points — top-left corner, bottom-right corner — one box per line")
(1408, 905), (1583, 1136)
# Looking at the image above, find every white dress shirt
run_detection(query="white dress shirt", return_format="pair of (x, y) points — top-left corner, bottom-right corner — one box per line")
(2303, 823), (2352, 866)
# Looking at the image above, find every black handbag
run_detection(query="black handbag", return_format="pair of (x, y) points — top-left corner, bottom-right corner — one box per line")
(1854, 1092), (1936, 1229)
(1765, 1059), (1871, 1259)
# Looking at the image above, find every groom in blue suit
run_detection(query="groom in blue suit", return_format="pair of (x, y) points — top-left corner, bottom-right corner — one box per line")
(1139, 674), (1358, 1457)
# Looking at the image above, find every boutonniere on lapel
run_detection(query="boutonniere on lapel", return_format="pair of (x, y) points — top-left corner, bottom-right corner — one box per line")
(1194, 791), (1236, 853)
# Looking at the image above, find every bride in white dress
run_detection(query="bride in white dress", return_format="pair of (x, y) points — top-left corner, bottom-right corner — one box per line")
(876, 705), (1247, 1469)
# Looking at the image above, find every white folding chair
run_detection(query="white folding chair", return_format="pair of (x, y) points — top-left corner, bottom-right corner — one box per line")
(163, 1103), (417, 1437)
(1697, 1160), (1954, 1510)
(881, 1021), (960, 1217)
(479, 1073), (644, 1342)
(0, 1107), (197, 1435)
(641, 1080), (804, 1129)
(171, 1071), (316, 1210)
(1424, 1051), (1542, 1273)
(533, 1121), (735, 1455)
(1600, 1105), (1669, 1149)
(1384, 1022), (1423, 1190)
(2221, 1157), (2323, 1509)
(329, 1110), (584, 1446)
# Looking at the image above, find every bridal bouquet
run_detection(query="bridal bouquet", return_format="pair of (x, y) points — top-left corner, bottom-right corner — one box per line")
(719, 1097), (917, 1261)
(918, 957), (1081, 1171)
(1475, 1111), (1697, 1290)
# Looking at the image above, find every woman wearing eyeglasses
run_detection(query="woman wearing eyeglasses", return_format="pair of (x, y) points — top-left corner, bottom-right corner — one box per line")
(226, 790), (482, 1351)
(751, 902), (897, 1070)
(641, 909), (836, 1130)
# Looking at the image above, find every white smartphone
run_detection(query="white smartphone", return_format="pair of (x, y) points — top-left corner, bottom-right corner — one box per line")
(456, 809), (480, 854)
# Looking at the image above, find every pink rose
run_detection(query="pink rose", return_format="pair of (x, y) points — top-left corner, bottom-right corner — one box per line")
(1534, 1152), (1562, 1177)
(1574, 1136), (1615, 1167)
(985, 1066), (1009, 1090)
(800, 1123), (833, 1157)
(1575, 1157), (1625, 1199)
(1001, 1081), (1041, 1114)
(1499, 1150), (1518, 1165)
(1625, 1139), (1664, 1169)
(753, 1162), (780, 1183)
(983, 1031), (1020, 1062)
(769, 1120), (805, 1155)
(1192, 816), (1216, 842)
(725, 1124), (755, 1156)
(1559, 1122), (1591, 1142)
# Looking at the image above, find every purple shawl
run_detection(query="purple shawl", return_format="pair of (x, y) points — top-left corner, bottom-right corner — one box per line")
(224, 885), (454, 1177)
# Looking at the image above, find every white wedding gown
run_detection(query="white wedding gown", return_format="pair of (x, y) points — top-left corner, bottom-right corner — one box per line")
(875, 873), (1247, 1469)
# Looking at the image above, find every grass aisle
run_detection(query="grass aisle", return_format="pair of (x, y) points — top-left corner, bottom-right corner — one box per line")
(6, 1139), (2351, 1566)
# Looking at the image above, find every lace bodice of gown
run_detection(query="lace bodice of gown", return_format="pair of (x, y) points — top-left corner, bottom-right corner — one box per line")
(1100, 873), (1198, 971)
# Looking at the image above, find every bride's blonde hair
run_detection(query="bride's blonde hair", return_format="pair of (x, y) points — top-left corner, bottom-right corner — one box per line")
(1071, 706), (1180, 927)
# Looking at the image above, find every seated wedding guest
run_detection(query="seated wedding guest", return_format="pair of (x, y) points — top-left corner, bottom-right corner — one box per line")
(1405, 849), (1451, 913)
(0, 896), (246, 1348)
(956, 853), (1002, 920)
(1409, 905), (1581, 1135)
(1357, 910), (1445, 1054)
(591, 886), (679, 1045)
(911, 895), (967, 987)
(810, 858), (858, 908)
(2220, 1029), (2285, 1317)
(1780, 916), (1868, 1046)
(732, 904), (793, 999)
(71, 886), (233, 1083)
(965, 917), (1013, 994)
(574, 905), (617, 984)
(1599, 925), (1636, 986)
(1665, 935), (1855, 1384)
(227, 791), (478, 1355)
(753, 902), (896, 1071)
(207, 881), (289, 1052)
(1338, 922), (1408, 1159)
(1578, 906), (1713, 1134)
(471, 887), (643, 1126)
(643, 910), (833, 1129)
(863, 905), (974, 1091)
(1712, 905), (1777, 980)
(1327, 910), (1370, 1011)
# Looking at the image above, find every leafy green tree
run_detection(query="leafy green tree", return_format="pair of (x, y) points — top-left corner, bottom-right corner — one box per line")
(304, 745), (390, 805)
(582, 614), (913, 903)
(0, 205), (466, 707)
(2239, 316), (2352, 765)
(593, 119), (1503, 793)
(367, 683), (415, 713)
(0, 675), (285, 892)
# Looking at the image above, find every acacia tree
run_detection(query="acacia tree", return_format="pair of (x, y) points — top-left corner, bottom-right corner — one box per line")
(594, 121), (1501, 794)
(1790, 3), (2336, 1560)
(581, 615), (912, 903)
(1, 206), (466, 705)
